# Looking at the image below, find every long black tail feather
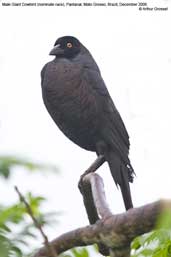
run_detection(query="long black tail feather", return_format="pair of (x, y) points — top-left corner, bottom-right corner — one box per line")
(107, 151), (133, 210)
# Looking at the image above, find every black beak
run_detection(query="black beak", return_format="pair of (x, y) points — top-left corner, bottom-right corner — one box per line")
(49, 44), (64, 56)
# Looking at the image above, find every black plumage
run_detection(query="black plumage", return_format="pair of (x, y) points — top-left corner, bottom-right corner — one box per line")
(41, 36), (134, 210)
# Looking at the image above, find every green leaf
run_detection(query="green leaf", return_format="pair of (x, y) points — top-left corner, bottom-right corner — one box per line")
(10, 246), (23, 257)
(71, 247), (89, 257)
(157, 209), (171, 230)
(131, 236), (142, 250)
(0, 203), (26, 224)
(139, 248), (154, 256)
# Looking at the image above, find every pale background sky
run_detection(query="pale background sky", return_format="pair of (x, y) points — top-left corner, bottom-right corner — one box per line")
(0, 0), (171, 251)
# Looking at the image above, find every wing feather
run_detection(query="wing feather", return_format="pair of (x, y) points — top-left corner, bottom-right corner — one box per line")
(83, 68), (130, 162)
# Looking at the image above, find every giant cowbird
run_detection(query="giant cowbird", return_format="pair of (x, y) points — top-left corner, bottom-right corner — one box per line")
(41, 36), (134, 210)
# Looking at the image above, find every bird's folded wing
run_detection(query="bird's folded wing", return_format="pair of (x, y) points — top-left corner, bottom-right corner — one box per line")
(83, 68), (130, 162)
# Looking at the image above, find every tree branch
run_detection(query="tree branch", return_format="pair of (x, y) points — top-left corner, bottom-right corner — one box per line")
(31, 155), (170, 257)
(15, 186), (57, 257)
(33, 199), (167, 257)
(83, 173), (113, 219)
(78, 156), (110, 256)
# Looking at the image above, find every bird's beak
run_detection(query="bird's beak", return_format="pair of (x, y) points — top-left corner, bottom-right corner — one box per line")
(49, 44), (64, 56)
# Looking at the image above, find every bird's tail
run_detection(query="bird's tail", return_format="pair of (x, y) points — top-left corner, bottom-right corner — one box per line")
(106, 151), (134, 210)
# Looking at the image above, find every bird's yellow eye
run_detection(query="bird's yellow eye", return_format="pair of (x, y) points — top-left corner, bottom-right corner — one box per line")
(67, 42), (73, 48)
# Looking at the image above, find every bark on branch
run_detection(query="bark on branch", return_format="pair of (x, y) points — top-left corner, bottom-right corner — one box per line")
(33, 199), (169, 257)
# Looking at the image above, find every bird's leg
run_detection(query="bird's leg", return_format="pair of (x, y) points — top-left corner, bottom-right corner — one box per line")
(78, 154), (105, 191)
(83, 154), (105, 175)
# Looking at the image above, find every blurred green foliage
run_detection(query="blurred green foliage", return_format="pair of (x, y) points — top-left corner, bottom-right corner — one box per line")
(0, 155), (58, 257)
(132, 209), (171, 257)
(0, 193), (56, 257)
(0, 155), (58, 179)
(61, 247), (93, 257)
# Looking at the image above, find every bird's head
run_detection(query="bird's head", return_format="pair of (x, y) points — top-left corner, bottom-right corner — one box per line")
(49, 36), (81, 58)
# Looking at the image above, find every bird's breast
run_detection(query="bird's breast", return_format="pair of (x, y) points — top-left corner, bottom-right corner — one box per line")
(43, 61), (92, 113)
(42, 61), (101, 150)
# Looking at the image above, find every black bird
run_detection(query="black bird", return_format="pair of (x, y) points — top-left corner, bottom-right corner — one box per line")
(41, 36), (134, 210)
